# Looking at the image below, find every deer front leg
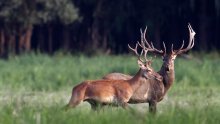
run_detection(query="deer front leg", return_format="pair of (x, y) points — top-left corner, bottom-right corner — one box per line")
(120, 102), (129, 109)
(117, 96), (130, 109)
(149, 101), (157, 114)
(116, 97), (129, 109)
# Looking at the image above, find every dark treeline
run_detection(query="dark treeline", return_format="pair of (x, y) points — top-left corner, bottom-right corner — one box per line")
(0, 0), (219, 57)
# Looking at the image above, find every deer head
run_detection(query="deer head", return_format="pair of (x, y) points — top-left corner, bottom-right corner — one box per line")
(139, 24), (196, 72)
(128, 42), (160, 81)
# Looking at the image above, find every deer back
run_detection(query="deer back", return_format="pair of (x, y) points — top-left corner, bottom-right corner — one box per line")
(103, 73), (132, 80)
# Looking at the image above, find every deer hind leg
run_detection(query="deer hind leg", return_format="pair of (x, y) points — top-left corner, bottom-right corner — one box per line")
(149, 101), (157, 114)
(120, 102), (129, 109)
(65, 94), (84, 111)
(65, 83), (88, 111)
(86, 99), (103, 111)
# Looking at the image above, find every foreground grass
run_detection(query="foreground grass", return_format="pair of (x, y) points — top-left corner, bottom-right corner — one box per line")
(0, 86), (220, 124)
(0, 53), (220, 124)
(1, 105), (220, 124)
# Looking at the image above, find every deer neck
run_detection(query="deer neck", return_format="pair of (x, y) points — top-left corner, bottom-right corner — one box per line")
(128, 69), (143, 91)
(159, 63), (175, 93)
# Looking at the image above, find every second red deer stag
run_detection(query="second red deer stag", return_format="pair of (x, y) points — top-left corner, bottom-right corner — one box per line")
(103, 24), (196, 112)
(66, 45), (161, 110)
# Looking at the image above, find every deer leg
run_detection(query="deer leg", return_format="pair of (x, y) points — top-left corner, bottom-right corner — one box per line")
(149, 101), (157, 114)
(121, 102), (129, 109)
(65, 94), (83, 111)
(64, 100), (81, 111)
(118, 98), (129, 109)
(88, 100), (103, 111)
(90, 102), (98, 111)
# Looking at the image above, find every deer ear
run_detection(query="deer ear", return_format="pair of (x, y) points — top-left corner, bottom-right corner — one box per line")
(173, 55), (177, 59)
(137, 60), (145, 69)
(147, 61), (152, 66)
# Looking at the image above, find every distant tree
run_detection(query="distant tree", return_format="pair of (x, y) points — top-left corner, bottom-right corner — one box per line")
(35, 0), (79, 53)
(0, 0), (79, 56)
(0, 0), (219, 55)
(72, 0), (138, 54)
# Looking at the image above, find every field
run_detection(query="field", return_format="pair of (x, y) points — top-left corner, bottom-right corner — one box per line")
(0, 53), (220, 124)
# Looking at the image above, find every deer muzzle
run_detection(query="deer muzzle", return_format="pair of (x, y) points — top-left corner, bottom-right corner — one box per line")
(165, 66), (170, 71)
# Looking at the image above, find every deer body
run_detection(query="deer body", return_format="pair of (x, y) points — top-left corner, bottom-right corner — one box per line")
(66, 59), (159, 110)
(103, 71), (164, 113)
(103, 73), (132, 80)
(104, 73), (164, 101)
(70, 80), (133, 108)
(103, 24), (196, 113)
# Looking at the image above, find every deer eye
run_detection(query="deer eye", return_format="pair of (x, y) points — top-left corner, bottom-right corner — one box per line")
(146, 70), (152, 74)
(163, 58), (167, 62)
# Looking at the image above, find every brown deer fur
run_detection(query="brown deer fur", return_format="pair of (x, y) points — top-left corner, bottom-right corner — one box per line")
(103, 24), (195, 113)
(66, 59), (162, 110)
(103, 69), (164, 113)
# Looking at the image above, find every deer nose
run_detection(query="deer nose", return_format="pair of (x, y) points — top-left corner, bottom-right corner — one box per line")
(165, 67), (170, 71)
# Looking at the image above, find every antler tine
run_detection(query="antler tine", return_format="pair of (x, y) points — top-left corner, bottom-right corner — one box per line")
(171, 44), (174, 53)
(140, 26), (164, 55)
(180, 40), (185, 49)
(174, 40), (185, 53)
(128, 43), (139, 56)
(188, 23), (196, 48)
(139, 28), (145, 47)
(139, 27), (150, 50)
(185, 23), (196, 49)
(162, 41), (167, 55)
(142, 48), (151, 63)
(142, 26), (151, 48)
(138, 31), (154, 62)
(128, 41), (152, 63)
(175, 23), (196, 54)
(137, 37), (150, 62)
(138, 28), (153, 56)
(140, 49), (145, 62)
(128, 43), (145, 62)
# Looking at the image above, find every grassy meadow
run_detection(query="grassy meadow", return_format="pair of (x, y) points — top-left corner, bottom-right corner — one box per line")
(0, 53), (220, 124)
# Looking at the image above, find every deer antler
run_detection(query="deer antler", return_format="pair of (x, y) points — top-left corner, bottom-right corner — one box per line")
(128, 43), (150, 63)
(172, 23), (196, 54)
(138, 27), (165, 56)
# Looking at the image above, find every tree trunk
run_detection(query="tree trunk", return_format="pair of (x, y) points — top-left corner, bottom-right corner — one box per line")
(18, 25), (33, 53)
(198, 0), (208, 51)
(91, 21), (100, 52)
(0, 29), (5, 56)
(215, 17), (220, 49)
(90, 0), (103, 53)
(18, 29), (25, 53)
(38, 25), (45, 52)
(8, 34), (16, 54)
(24, 25), (33, 52)
(63, 26), (70, 51)
(48, 25), (53, 54)
(102, 29), (108, 53)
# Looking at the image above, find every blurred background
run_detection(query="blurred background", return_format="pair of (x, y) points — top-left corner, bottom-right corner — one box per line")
(1, 1), (220, 123)
(0, 0), (219, 57)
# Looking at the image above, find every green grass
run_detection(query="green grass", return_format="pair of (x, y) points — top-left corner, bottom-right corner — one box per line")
(0, 53), (220, 124)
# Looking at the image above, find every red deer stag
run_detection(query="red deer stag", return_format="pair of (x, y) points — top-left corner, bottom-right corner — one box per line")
(103, 24), (196, 112)
(66, 45), (161, 110)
